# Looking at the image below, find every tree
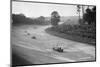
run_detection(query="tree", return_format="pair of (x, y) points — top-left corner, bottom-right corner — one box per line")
(38, 16), (45, 22)
(12, 14), (26, 24)
(77, 5), (81, 22)
(92, 6), (96, 24)
(83, 6), (96, 25)
(37, 16), (46, 24)
(76, 5), (86, 25)
(83, 7), (93, 25)
(51, 11), (60, 26)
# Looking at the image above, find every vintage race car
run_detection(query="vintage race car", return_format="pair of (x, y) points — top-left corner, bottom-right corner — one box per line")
(52, 47), (64, 53)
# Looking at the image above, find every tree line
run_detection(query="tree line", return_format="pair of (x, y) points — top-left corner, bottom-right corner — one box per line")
(12, 5), (96, 26)
(12, 14), (50, 25)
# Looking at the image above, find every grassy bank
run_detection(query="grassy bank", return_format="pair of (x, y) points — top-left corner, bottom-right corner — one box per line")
(45, 24), (96, 45)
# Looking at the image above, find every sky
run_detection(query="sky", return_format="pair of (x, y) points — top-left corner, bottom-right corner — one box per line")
(12, 1), (93, 17)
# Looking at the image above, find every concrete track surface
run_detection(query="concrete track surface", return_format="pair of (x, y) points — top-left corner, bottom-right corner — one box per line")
(11, 25), (95, 65)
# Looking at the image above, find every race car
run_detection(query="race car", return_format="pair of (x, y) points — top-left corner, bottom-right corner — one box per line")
(53, 47), (64, 53)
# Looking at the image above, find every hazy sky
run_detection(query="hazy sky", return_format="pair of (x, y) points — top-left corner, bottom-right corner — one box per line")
(12, 1), (91, 17)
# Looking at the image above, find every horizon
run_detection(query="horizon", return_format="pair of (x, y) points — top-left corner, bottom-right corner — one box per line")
(12, 13), (81, 18)
(12, 1), (94, 18)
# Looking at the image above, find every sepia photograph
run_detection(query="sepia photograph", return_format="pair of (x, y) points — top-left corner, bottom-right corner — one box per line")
(11, 0), (96, 66)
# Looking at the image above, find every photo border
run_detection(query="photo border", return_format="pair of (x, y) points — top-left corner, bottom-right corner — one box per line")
(10, 0), (96, 67)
